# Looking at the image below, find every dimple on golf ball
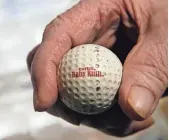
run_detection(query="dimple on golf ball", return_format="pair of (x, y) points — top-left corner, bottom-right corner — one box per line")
(58, 44), (122, 115)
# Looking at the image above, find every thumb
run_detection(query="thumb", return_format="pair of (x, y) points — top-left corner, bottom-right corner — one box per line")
(119, 29), (168, 121)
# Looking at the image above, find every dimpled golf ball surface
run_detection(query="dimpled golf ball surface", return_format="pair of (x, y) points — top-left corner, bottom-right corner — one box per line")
(58, 44), (122, 115)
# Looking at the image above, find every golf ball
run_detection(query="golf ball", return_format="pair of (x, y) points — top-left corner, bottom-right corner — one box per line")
(58, 44), (122, 115)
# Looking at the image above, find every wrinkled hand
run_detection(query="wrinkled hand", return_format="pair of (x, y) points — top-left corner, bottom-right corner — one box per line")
(27, 0), (167, 136)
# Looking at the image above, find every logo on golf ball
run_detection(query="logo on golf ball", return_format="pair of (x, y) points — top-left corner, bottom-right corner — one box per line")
(71, 67), (105, 78)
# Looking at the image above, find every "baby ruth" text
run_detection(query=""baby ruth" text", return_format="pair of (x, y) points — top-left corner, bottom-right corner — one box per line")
(71, 67), (104, 78)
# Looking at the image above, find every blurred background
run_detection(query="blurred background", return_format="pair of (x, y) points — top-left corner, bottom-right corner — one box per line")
(0, 0), (168, 140)
(0, 0), (81, 139)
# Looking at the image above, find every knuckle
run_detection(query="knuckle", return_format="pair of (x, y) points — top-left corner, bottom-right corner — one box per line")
(43, 15), (67, 41)
(129, 56), (167, 98)
(44, 19), (56, 33)
(43, 19), (56, 40)
(144, 45), (168, 87)
(126, 38), (168, 96)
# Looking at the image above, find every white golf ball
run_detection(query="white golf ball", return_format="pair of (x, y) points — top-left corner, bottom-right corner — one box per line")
(58, 44), (122, 115)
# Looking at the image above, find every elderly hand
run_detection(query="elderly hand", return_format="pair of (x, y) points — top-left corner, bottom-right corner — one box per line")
(27, 0), (167, 136)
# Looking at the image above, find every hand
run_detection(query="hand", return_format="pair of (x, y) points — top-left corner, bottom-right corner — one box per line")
(27, 0), (167, 136)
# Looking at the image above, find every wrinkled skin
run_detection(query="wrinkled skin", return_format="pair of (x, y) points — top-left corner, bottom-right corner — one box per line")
(27, 0), (167, 136)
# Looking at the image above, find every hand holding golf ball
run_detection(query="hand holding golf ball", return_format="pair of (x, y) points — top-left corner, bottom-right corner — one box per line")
(58, 44), (122, 114)
(27, 0), (167, 126)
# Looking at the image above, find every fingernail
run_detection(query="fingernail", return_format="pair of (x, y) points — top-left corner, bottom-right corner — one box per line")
(127, 86), (155, 119)
(33, 90), (47, 112)
(32, 78), (45, 112)
(31, 76), (37, 110)
(32, 82), (45, 112)
(33, 90), (39, 112)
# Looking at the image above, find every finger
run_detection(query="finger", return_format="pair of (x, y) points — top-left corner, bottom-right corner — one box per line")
(27, 45), (81, 125)
(31, 0), (121, 112)
(119, 29), (168, 120)
(31, 40), (71, 111)
(93, 27), (117, 48)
